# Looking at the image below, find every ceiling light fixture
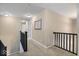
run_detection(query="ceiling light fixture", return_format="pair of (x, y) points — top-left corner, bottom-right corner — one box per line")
(24, 13), (32, 18)
(0, 12), (13, 16)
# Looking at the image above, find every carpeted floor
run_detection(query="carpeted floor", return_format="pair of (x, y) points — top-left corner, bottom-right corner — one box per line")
(11, 39), (76, 56)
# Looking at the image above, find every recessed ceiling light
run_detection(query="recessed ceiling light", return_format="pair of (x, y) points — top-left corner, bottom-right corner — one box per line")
(0, 12), (13, 16)
(24, 13), (32, 18)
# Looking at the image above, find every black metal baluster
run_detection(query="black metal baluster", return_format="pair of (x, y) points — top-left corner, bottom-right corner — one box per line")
(76, 35), (78, 55)
(69, 34), (71, 51)
(55, 33), (57, 46)
(54, 33), (56, 46)
(56, 33), (57, 46)
(57, 33), (58, 46)
(66, 34), (68, 50)
(72, 35), (74, 53)
(59, 33), (60, 47)
(63, 34), (65, 49)
(58, 33), (60, 47)
(57, 33), (59, 46)
(61, 33), (62, 48)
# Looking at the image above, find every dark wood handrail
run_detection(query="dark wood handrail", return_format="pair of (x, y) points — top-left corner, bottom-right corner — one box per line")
(53, 32), (77, 35)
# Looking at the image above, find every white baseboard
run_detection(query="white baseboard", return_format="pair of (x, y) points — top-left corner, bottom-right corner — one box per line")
(7, 51), (20, 56)
(31, 39), (54, 48)
(31, 39), (48, 48)
(47, 44), (54, 48)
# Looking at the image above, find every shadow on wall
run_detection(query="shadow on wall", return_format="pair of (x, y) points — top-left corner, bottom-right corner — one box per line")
(0, 16), (21, 55)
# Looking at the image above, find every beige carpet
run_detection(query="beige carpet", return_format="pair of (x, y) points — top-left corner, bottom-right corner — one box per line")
(11, 39), (76, 56)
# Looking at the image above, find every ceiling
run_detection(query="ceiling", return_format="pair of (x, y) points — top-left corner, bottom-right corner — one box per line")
(0, 3), (44, 17)
(32, 3), (77, 18)
(0, 3), (77, 18)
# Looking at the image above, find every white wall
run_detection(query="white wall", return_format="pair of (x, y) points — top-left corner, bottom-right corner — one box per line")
(0, 16), (21, 55)
(77, 4), (79, 55)
(21, 20), (28, 33)
(21, 20), (32, 39)
(32, 10), (46, 46)
(32, 9), (77, 47)
(28, 20), (32, 39)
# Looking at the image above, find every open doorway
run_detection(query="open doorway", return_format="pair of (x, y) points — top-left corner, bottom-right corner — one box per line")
(20, 19), (32, 53)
